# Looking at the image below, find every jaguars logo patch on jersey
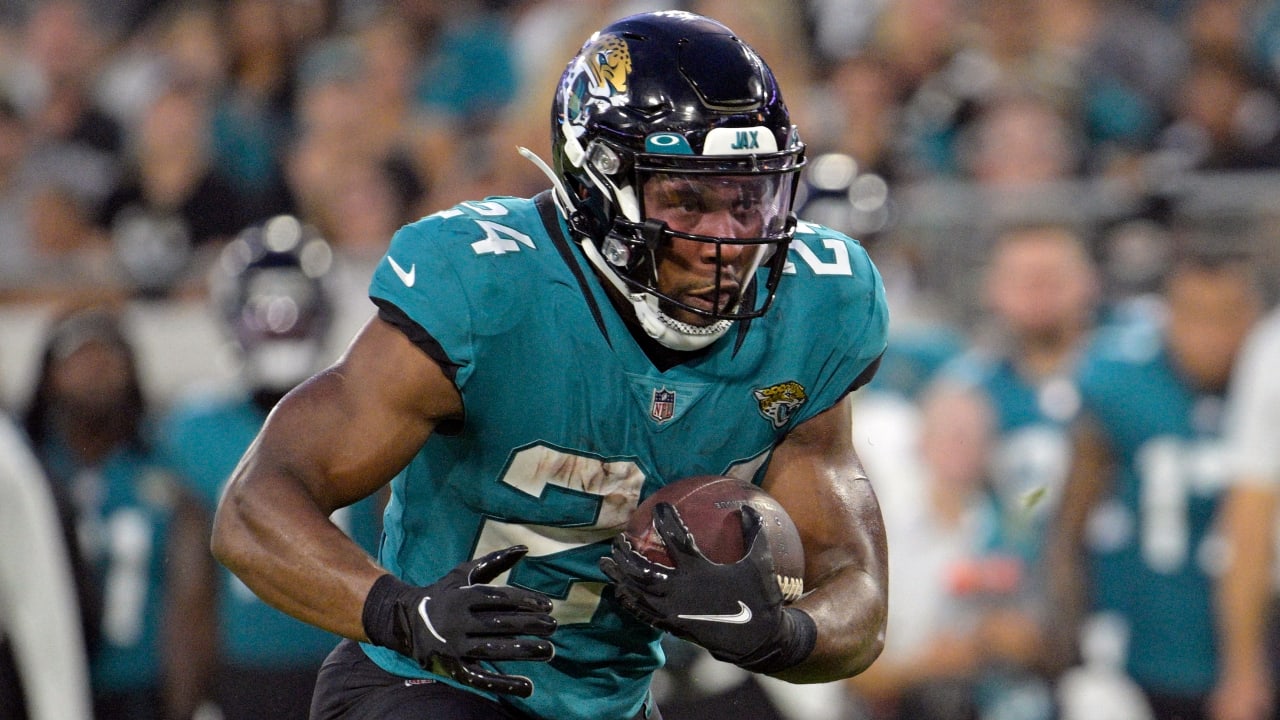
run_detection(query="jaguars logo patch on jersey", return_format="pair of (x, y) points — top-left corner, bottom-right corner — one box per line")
(753, 380), (808, 429)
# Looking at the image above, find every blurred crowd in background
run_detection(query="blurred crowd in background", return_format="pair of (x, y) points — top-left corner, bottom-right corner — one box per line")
(2, 1), (1280, 719)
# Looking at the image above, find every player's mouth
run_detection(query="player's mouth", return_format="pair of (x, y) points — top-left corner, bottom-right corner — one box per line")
(685, 284), (740, 315)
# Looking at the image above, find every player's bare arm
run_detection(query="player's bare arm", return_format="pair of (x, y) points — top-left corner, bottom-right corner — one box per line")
(1043, 414), (1112, 671)
(162, 489), (218, 719)
(211, 315), (461, 640)
(761, 392), (888, 682)
(1213, 483), (1278, 720)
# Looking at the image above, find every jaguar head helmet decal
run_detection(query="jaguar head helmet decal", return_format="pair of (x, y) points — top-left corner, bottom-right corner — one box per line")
(561, 33), (632, 133)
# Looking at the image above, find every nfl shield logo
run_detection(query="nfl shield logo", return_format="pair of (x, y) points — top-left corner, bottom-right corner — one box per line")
(650, 387), (676, 423)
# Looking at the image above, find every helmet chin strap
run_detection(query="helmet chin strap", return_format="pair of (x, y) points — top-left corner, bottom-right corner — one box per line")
(518, 145), (733, 352)
(579, 230), (733, 351)
(632, 294), (734, 351)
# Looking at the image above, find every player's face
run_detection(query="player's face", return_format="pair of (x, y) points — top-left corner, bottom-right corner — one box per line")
(1166, 264), (1261, 391)
(641, 173), (787, 326)
(986, 228), (1098, 341)
(919, 386), (993, 493)
(50, 339), (133, 422)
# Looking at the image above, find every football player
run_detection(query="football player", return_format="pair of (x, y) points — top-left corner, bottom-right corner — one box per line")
(212, 11), (890, 720)
(22, 307), (215, 720)
(940, 222), (1101, 566)
(159, 216), (385, 719)
(1046, 247), (1265, 720)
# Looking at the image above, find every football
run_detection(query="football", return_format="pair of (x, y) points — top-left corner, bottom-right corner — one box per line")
(624, 475), (805, 602)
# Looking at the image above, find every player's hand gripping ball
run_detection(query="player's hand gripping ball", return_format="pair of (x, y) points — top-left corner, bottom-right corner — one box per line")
(602, 475), (814, 672)
(623, 475), (805, 601)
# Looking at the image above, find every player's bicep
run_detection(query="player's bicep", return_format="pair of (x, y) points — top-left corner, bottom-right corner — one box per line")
(250, 314), (462, 511)
(762, 395), (886, 588)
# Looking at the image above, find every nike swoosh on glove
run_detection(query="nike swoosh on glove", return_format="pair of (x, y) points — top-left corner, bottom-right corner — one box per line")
(600, 503), (816, 674)
(363, 545), (557, 698)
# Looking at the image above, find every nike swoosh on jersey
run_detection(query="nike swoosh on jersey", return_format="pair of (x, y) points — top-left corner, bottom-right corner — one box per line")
(676, 601), (753, 624)
(389, 256), (416, 287)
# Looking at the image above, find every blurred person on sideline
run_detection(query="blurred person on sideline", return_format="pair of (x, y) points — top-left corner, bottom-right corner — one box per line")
(1153, 46), (1280, 172)
(1046, 245), (1265, 720)
(485, 1), (668, 203)
(283, 34), (428, 346)
(3, 1), (129, 297)
(815, 53), (902, 182)
(21, 306), (216, 720)
(159, 216), (384, 720)
(8, 0), (124, 212)
(848, 380), (1051, 720)
(285, 31), (427, 252)
(0, 92), (120, 301)
(959, 92), (1083, 189)
(0, 93), (41, 295)
(0, 408), (93, 720)
(388, 0), (520, 211)
(207, 0), (304, 216)
(97, 81), (257, 297)
(1214, 303), (1280, 720)
(942, 222), (1101, 566)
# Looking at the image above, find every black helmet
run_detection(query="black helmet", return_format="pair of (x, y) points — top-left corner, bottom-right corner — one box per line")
(549, 10), (805, 350)
(212, 215), (334, 392)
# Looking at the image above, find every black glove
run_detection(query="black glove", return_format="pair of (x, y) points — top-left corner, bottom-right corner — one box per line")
(600, 503), (816, 674)
(362, 545), (557, 698)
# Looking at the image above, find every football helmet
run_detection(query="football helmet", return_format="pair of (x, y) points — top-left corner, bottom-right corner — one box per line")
(212, 214), (334, 393)
(545, 11), (805, 351)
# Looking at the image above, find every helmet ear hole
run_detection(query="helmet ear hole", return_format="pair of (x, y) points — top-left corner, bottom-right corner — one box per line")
(602, 234), (631, 267)
(588, 142), (623, 176)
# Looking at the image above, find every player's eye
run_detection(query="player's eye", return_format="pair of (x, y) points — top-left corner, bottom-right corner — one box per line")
(654, 187), (703, 215)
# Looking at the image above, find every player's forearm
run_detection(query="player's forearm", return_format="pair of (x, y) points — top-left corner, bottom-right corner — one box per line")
(212, 468), (386, 640)
(1042, 526), (1090, 672)
(163, 495), (218, 719)
(1217, 484), (1277, 677)
(1043, 420), (1111, 670)
(775, 562), (887, 682)
(775, 475), (888, 682)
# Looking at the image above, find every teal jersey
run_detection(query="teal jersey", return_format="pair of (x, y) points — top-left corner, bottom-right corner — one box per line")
(941, 350), (1082, 563)
(40, 439), (176, 694)
(1076, 319), (1229, 697)
(364, 193), (888, 720)
(160, 391), (384, 668)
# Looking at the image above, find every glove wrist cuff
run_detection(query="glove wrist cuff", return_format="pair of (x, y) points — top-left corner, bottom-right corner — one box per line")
(362, 573), (415, 652)
(735, 607), (817, 675)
